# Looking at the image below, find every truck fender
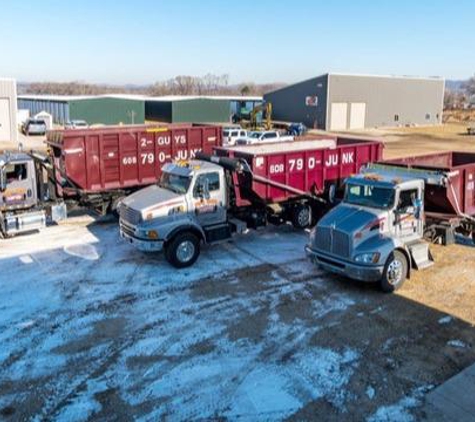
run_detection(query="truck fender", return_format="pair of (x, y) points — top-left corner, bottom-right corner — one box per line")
(165, 224), (206, 244)
(395, 247), (412, 279)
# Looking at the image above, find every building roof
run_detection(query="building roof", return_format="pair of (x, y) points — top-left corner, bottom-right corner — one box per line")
(18, 94), (97, 101)
(17, 94), (263, 103)
(144, 95), (262, 102)
(328, 72), (444, 81)
(264, 72), (445, 96)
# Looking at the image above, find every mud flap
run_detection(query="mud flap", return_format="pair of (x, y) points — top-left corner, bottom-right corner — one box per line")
(408, 240), (435, 270)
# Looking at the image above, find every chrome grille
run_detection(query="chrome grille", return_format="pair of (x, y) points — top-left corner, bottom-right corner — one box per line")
(332, 230), (350, 258)
(120, 204), (142, 225)
(315, 226), (350, 258)
(315, 226), (331, 251)
(120, 222), (135, 237)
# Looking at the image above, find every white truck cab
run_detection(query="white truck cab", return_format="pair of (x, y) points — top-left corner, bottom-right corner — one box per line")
(119, 160), (231, 267)
(306, 169), (433, 292)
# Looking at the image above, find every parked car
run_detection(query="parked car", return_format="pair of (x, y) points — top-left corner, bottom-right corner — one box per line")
(222, 127), (247, 145)
(235, 130), (294, 146)
(65, 120), (89, 129)
(21, 119), (47, 136)
(287, 123), (308, 137)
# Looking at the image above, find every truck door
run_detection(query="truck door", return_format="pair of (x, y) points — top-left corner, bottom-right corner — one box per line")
(192, 171), (227, 227)
(1, 160), (37, 209)
(395, 188), (423, 240)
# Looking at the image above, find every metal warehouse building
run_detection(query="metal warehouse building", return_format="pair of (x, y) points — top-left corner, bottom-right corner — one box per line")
(17, 94), (145, 126)
(145, 95), (262, 124)
(0, 78), (18, 143)
(264, 73), (445, 131)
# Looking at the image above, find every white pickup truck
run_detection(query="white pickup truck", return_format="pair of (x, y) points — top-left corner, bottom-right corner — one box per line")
(235, 131), (294, 146)
(223, 127), (248, 146)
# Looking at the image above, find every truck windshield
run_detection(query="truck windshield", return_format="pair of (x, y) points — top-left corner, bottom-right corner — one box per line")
(344, 183), (395, 209)
(159, 172), (191, 194)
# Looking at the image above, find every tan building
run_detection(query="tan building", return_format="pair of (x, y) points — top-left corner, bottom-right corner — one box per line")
(0, 78), (18, 144)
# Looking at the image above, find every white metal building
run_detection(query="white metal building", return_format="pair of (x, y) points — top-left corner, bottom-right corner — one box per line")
(0, 78), (18, 144)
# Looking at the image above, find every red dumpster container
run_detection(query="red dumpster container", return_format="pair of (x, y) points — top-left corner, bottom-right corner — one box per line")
(46, 123), (222, 194)
(215, 136), (383, 204)
(383, 151), (475, 217)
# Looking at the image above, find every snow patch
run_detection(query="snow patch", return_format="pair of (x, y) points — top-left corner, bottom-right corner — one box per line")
(63, 243), (100, 260)
(438, 316), (453, 325)
(19, 255), (34, 264)
(447, 339), (468, 349)
(367, 385), (433, 422)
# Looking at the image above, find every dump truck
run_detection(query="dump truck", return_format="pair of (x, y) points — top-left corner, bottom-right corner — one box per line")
(119, 136), (383, 267)
(0, 124), (222, 238)
(305, 151), (475, 292)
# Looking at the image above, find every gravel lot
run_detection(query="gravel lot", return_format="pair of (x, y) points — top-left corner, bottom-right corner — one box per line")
(1, 125), (475, 420)
(0, 214), (474, 421)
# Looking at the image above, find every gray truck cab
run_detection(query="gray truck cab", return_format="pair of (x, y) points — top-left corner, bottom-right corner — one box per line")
(119, 160), (232, 268)
(306, 170), (433, 292)
(0, 152), (46, 237)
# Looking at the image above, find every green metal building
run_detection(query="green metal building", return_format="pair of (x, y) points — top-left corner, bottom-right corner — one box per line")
(18, 94), (146, 125)
(145, 96), (231, 123)
(17, 94), (263, 126)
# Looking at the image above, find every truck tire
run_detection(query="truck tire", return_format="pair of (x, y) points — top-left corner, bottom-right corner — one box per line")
(291, 204), (311, 229)
(380, 250), (408, 293)
(165, 232), (200, 268)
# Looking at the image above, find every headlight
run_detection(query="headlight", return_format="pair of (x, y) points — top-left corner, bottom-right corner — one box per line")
(354, 252), (381, 264)
(147, 230), (159, 239)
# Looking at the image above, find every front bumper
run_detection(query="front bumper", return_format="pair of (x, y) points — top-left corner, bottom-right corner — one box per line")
(120, 225), (164, 252)
(305, 246), (384, 282)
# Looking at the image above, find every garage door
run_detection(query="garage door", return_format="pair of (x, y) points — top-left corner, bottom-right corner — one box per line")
(330, 103), (348, 131)
(349, 103), (366, 130)
(0, 98), (11, 141)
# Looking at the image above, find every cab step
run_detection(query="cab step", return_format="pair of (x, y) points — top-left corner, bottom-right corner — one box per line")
(408, 240), (434, 270)
(229, 218), (248, 234)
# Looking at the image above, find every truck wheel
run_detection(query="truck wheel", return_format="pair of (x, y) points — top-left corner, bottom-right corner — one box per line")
(291, 204), (311, 229)
(380, 251), (408, 293)
(165, 232), (200, 268)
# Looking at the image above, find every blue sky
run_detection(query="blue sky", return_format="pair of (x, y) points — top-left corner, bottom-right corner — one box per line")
(1, 0), (473, 84)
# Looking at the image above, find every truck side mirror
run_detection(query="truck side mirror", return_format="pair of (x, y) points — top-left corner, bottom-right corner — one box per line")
(0, 168), (6, 192)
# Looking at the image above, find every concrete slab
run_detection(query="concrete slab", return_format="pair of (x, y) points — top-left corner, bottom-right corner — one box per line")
(423, 362), (475, 421)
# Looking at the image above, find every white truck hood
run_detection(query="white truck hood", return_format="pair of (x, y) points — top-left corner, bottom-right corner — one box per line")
(122, 185), (186, 218)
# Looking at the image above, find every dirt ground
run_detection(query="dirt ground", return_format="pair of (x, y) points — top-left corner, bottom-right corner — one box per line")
(344, 123), (475, 325)
(354, 122), (475, 159)
(0, 132), (47, 153)
(0, 123), (474, 420)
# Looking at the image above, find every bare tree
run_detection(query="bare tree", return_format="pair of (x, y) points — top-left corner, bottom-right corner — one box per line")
(462, 75), (475, 97)
(444, 89), (467, 110)
(21, 74), (288, 98)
